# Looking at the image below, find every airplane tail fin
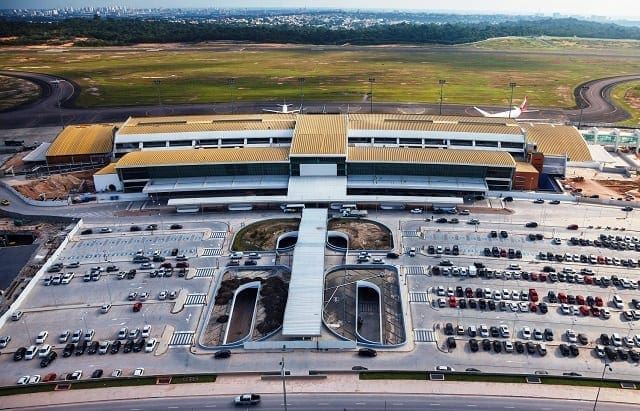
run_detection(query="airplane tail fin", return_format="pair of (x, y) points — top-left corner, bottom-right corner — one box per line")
(473, 107), (492, 117)
(519, 96), (528, 111)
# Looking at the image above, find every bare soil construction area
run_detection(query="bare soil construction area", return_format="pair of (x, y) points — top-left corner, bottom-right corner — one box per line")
(11, 170), (96, 201)
(327, 218), (392, 250)
(563, 168), (640, 199)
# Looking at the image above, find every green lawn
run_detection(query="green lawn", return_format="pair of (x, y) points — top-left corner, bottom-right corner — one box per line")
(610, 80), (640, 126)
(1, 38), (640, 116)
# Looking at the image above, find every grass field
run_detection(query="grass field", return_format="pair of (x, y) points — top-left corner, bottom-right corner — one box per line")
(611, 80), (640, 126)
(1, 38), (640, 114)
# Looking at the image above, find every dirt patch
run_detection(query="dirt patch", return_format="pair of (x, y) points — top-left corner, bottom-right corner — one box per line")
(11, 170), (96, 201)
(562, 170), (640, 199)
(200, 268), (290, 347)
(232, 218), (300, 251)
(327, 218), (392, 250)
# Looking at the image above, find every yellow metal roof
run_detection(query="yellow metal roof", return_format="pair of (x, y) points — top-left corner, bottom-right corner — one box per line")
(515, 161), (540, 173)
(291, 115), (347, 156)
(47, 124), (114, 157)
(116, 147), (290, 168)
(118, 114), (296, 135)
(348, 147), (516, 167)
(521, 124), (593, 162)
(95, 162), (117, 175)
(348, 114), (523, 135)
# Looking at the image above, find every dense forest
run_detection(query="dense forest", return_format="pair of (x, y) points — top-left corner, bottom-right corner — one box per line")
(2, 17), (640, 46)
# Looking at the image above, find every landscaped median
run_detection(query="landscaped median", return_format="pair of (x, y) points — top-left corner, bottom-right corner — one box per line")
(359, 371), (630, 389)
(0, 374), (217, 397)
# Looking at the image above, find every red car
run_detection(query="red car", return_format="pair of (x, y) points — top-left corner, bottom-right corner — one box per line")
(500, 248), (507, 257)
(43, 372), (57, 382)
(529, 302), (538, 312)
(133, 302), (142, 312)
(576, 295), (585, 305)
(579, 305), (590, 316)
(176, 261), (189, 268)
(584, 276), (593, 284)
(558, 293), (568, 303)
(448, 296), (457, 308)
(161, 261), (173, 269)
(591, 306), (601, 317)
(529, 288), (539, 302)
(595, 296), (604, 307)
(530, 272), (539, 281)
(539, 273), (548, 282)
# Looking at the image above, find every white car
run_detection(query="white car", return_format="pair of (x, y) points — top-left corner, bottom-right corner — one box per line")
(84, 329), (95, 342)
(98, 341), (110, 355)
(0, 335), (10, 348)
(521, 326), (532, 340)
(560, 304), (572, 315)
(566, 329), (577, 343)
(133, 367), (145, 376)
(35, 331), (48, 344)
(59, 330), (70, 343)
(17, 376), (30, 385)
(410, 208), (423, 214)
(158, 290), (168, 300)
(38, 344), (52, 358)
(61, 273), (74, 284)
(479, 325), (489, 338)
(67, 370), (83, 380)
(111, 369), (122, 377)
(100, 303), (112, 314)
(24, 345), (38, 360)
(28, 375), (41, 384)
(434, 365), (455, 372)
(612, 295), (624, 309)
(142, 325), (152, 339)
(145, 338), (157, 353)
(71, 329), (83, 343)
(552, 237), (562, 245)
(611, 333), (623, 347)
(533, 328), (544, 341)
(117, 327), (128, 340)
(633, 334), (640, 348)
(499, 324), (510, 338)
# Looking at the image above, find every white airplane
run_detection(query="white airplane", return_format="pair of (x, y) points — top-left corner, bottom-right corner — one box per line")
(263, 102), (300, 114)
(473, 97), (537, 119)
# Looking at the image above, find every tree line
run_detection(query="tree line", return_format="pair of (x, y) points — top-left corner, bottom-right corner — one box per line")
(2, 17), (640, 46)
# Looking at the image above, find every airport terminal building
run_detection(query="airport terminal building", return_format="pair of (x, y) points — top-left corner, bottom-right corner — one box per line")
(85, 113), (592, 209)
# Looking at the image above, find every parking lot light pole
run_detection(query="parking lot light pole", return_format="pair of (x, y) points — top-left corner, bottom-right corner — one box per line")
(439, 79), (446, 115)
(279, 357), (288, 411)
(368, 76), (375, 114)
(593, 363), (612, 411)
(508, 82), (517, 119)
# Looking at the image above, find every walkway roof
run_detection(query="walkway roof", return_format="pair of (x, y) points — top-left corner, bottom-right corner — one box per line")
(282, 208), (328, 337)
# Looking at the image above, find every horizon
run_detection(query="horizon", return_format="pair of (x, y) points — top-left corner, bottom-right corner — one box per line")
(2, 1), (640, 20)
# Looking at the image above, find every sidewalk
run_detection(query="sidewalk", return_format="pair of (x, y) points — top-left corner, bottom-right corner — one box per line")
(3, 373), (639, 410)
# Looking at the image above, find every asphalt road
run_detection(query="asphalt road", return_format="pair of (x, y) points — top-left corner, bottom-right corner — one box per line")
(1, 70), (639, 129)
(25, 393), (632, 411)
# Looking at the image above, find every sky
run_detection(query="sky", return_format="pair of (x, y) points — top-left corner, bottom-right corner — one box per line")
(2, 0), (639, 19)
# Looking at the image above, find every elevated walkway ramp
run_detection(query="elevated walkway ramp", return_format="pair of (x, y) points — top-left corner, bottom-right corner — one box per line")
(282, 208), (328, 337)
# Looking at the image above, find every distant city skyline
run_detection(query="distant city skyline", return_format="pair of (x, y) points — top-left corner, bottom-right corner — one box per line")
(2, 0), (639, 20)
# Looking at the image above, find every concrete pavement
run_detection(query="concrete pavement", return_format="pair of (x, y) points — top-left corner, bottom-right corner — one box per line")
(2, 372), (639, 409)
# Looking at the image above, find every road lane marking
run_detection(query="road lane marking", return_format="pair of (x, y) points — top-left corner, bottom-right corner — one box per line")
(466, 405), (477, 408)
(430, 403), (441, 406)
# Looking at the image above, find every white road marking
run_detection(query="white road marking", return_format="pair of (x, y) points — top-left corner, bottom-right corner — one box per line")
(317, 403), (329, 406)
(168, 407), (179, 409)
(355, 403), (366, 405)
(466, 405), (478, 408)
(204, 406), (217, 408)
(392, 403), (404, 406)
(430, 404), (441, 406)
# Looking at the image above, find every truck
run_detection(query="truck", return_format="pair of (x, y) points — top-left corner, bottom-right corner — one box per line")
(342, 209), (368, 218)
(234, 393), (261, 405)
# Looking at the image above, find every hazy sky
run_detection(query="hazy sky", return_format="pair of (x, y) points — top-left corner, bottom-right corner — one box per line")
(3, 0), (639, 19)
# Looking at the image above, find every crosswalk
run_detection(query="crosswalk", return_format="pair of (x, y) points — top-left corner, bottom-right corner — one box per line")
(169, 331), (195, 346)
(194, 267), (217, 278)
(209, 231), (227, 239)
(401, 230), (419, 237)
(414, 328), (436, 342)
(185, 293), (207, 305)
(404, 265), (426, 275)
(409, 292), (429, 302)
(201, 247), (222, 256)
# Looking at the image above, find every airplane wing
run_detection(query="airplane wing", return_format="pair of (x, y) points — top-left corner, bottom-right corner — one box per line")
(473, 107), (493, 117)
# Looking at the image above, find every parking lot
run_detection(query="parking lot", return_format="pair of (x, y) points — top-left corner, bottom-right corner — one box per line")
(402, 201), (640, 376)
(1, 201), (640, 386)
(0, 220), (229, 384)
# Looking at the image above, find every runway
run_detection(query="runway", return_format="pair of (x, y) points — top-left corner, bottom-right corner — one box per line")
(0, 70), (639, 129)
